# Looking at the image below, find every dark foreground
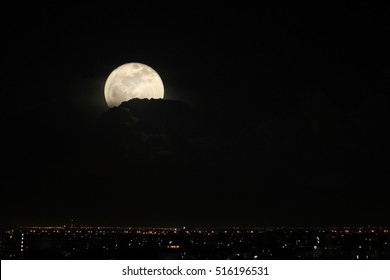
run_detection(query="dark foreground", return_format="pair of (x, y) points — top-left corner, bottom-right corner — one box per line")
(1, 226), (389, 260)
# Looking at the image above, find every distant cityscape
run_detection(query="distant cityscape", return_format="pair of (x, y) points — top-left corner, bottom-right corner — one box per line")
(1, 225), (389, 260)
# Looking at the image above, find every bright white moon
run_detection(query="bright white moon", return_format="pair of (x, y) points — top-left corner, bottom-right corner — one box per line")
(104, 63), (164, 108)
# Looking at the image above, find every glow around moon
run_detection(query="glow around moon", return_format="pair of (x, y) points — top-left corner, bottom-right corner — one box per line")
(104, 63), (164, 108)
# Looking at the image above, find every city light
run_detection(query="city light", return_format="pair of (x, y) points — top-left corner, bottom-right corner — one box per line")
(1, 226), (389, 260)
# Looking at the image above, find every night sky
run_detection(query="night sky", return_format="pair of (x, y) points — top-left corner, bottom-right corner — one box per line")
(2, 3), (390, 229)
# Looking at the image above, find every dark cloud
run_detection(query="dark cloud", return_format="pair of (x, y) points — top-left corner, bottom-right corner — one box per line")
(3, 95), (388, 228)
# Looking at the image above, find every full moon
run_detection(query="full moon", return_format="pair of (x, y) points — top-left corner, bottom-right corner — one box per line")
(104, 63), (164, 108)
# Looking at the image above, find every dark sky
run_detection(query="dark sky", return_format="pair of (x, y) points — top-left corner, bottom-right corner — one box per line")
(1, 3), (390, 229)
